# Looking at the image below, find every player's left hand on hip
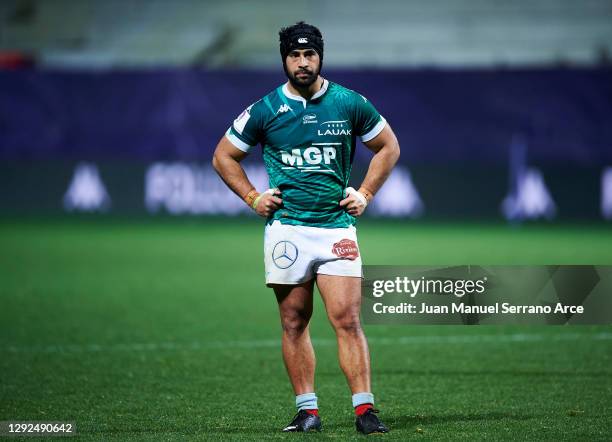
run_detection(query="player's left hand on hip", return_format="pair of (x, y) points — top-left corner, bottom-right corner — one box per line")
(340, 187), (369, 216)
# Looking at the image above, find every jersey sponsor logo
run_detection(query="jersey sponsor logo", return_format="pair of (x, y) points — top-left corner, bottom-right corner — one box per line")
(297, 37), (308, 44)
(302, 113), (318, 124)
(332, 239), (359, 260)
(277, 104), (292, 114)
(318, 120), (351, 136)
(281, 146), (336, 167)
(272, 240), (299, 269)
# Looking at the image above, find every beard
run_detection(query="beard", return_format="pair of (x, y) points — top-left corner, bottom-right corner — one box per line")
(287, 66), (319, 89)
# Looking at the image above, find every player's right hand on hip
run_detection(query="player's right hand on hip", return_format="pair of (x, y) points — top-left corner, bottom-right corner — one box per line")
(253, 188), (282, 217)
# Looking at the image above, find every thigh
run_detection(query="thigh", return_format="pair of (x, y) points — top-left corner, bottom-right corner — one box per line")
(273, 280), (315, 322)
(316, 274), (362, 323)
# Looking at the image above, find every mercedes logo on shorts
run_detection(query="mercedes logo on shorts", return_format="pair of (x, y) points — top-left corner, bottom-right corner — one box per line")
(272, 240), (299, 269)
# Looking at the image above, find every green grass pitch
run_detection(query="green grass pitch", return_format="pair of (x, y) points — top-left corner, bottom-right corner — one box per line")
(1, 218), (611, 440)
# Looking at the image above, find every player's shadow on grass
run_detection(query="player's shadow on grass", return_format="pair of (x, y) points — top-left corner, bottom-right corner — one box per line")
(212, 412), (535, 435)
(212, 418), (352, 435)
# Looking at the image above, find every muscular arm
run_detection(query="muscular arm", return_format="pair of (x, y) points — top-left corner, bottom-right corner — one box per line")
(340, 123), (400, 216)
(212, 136), (255, 200)
(212, 135), (282, 216)
(360, 123), (400, 195)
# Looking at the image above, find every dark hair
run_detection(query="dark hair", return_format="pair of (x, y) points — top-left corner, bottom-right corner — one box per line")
(279, 21), (324, 64)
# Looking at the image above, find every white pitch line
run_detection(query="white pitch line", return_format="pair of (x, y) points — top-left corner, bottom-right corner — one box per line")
(2, 333), (611, 355)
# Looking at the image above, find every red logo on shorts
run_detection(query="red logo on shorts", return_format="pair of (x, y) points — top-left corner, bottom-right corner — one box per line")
(332, 239), (360, 260)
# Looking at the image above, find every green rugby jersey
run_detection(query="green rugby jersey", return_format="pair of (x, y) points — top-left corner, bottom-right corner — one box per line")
(226, 79), (386, 228)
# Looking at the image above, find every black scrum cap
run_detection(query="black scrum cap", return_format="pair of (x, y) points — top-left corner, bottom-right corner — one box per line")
(279, 22), (324, 63)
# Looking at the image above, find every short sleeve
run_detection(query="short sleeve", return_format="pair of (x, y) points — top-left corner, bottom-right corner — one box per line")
(352, 94), (386, 143)
(226, 102), (262, 153)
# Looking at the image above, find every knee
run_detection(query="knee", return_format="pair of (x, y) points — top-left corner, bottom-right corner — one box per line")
(280, 312), (311, 338)
(331, 313), (362, 336)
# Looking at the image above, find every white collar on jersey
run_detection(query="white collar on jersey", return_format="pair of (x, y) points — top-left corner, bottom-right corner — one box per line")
(282, 78), (329, 108)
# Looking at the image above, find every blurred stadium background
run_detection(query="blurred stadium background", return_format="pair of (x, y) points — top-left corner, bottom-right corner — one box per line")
(1, 0), (611, 440)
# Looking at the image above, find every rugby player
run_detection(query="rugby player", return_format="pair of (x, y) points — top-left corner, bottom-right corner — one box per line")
(212, 22), (399, 434)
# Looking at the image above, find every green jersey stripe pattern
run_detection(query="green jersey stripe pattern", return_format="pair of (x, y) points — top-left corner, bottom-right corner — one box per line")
(227, 79), (385, 228)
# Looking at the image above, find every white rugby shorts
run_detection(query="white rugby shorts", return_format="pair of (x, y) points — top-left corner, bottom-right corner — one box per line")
(264, 221), (362, 285)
